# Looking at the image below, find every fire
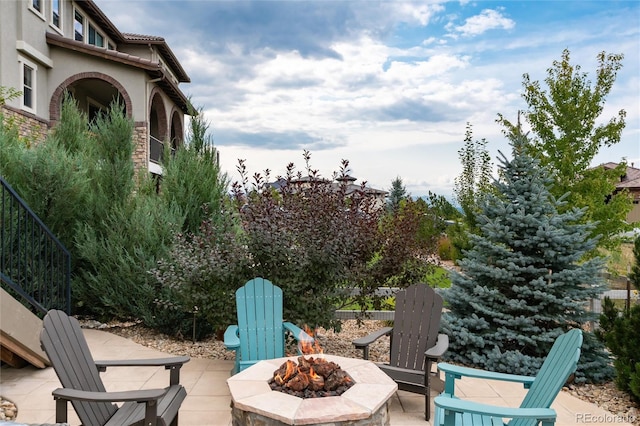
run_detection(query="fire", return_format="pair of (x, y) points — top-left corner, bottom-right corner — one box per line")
(273, 359), (297, 386)
(299, 325), (323, 355)
(270, 355), (353, 397)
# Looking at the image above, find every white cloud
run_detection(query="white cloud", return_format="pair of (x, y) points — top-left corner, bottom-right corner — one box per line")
(451, 8), (515, 37)
(94, 0), (639, 200)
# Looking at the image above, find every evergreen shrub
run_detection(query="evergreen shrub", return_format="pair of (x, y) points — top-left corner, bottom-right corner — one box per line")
(442, 133), (612, 383)
(437, 236), (454, 261)
(597, 234), (640, 400)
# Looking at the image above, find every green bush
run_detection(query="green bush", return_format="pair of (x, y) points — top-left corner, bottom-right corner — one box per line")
(597, 298), (640, 401)
(159, 104), (228, 234)
(437, 236), (454, 261)
(597, 234), (640, 400)
(74, 194), (182, 320)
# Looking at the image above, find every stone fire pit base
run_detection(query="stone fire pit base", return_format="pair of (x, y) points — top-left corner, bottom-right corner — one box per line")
(230, 401), (391, 426)
(227, 355), (398, 426)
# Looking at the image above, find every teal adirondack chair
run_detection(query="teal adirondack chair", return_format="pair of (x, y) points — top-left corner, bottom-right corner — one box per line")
(434, 328), (583, 426)
(224, 277), (313, 374)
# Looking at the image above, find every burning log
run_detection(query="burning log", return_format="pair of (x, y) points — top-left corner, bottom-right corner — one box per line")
(312, 358), (340, 378)
(273, 359), (297, 386)
(308, 368), (325, 391)
(325, 369), (351, 391)
(269, 356), (354, 398)
(286, 371), (310, 391)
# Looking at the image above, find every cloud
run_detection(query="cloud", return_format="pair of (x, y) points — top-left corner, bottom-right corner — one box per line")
(94, 0), (639, 199)
(364, 98), (464, 123)
(448, 8), (515, 37)
(213, 128), (345, 151)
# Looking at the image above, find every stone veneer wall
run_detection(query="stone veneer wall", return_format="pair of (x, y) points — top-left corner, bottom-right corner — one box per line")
(230, 401), (392, 426)
(132, 123), (149, 175)
(1, 107), (150, 175)
(1, 106), (49, 146)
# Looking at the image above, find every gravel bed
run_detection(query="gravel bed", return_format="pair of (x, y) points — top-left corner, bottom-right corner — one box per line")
(99, 319), (393, 363)
(2, 319), (638, 425)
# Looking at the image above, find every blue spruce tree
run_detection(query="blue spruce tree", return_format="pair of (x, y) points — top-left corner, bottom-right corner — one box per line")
(442, 133), (612, 382)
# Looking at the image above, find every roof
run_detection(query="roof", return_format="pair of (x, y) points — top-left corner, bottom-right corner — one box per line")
(75, 0), (190, 83)
(46, 32), (190, 113)
(121, 33), (190, 83)
(601, 162), (640, 191)
(268, 176), (388, 197)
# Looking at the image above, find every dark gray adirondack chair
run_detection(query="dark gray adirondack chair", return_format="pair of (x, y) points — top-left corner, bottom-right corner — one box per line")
(40, 310), (189, 426)
(352, 283), (448, 421)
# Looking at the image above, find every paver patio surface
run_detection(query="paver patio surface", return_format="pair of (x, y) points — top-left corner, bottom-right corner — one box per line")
(0, 329), (633, 426)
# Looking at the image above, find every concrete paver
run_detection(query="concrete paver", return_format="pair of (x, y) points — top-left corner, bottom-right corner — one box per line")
(0, 329), (633, 426)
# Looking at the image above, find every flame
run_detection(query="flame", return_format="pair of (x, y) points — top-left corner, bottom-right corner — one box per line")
(274, 359), (297, 385)
(299, 325), (323, 355)
(308, 366), (318, 378)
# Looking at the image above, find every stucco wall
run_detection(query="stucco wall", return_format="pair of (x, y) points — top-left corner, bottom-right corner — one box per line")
(1, 1), (52, 120)
(48, 47), (148, 118)
(629, 201), (640, 224)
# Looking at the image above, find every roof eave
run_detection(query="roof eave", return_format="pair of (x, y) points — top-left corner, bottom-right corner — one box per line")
(46, 32), (191, 114)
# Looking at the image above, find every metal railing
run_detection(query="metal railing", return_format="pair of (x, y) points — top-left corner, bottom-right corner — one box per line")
(149, 135), (176, 164)
(1, 176), (71, 315)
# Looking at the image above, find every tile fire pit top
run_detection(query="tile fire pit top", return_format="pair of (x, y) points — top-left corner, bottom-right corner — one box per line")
(227, 354), (398, 425)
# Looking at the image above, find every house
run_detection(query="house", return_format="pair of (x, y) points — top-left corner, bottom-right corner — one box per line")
(335, 174), (388, 209)
(269, 174), (388, 210)
(602, 162), (640, 224)
(0, 0), (191, 177)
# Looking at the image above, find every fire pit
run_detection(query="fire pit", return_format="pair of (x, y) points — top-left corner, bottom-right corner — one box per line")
(227, 354), (398, 425)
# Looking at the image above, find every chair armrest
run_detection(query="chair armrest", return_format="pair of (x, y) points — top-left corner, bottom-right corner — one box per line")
(224, 325), (240, 349)
(283, 322), (313, 343)
(438, 362), (535, 386)
(434, 395), (556, 422)
(95, 356), (190, 371)
(425, 333), (449, 359)
(352, 327), (393, 360)
(352, 327), (393, 348)
(52, 387), (166, 403)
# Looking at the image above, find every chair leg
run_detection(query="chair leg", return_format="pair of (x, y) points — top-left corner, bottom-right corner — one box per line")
(425, 360), (432, 421)
(425, 379), (430, 420)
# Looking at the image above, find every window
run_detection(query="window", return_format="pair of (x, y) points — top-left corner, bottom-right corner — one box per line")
(74, 10), (84, 41)
(19, 58), (37, 112)
(88, 24), (104, 47)
(51, 0), (61, 29)
(29, 0), (45, 19)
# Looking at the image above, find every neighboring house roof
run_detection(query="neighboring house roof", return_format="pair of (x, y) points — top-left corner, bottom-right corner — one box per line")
(75, 0), (190, 83)
(269, 176), (388, 198)
(46, 32), (190, 113)
(601, 162), (640, 191)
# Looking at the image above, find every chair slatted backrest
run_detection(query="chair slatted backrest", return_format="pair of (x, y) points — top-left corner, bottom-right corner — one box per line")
(510, 328), (583, 426)
(40, 310), (117, 426)
(389, 284), (443, 372)
(236, 278), (286, 362)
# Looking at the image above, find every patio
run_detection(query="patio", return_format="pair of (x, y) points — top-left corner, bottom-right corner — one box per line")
(0, 328), (633, 426)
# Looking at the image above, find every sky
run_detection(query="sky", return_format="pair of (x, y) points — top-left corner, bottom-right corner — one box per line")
(94, 0), (640, 200)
